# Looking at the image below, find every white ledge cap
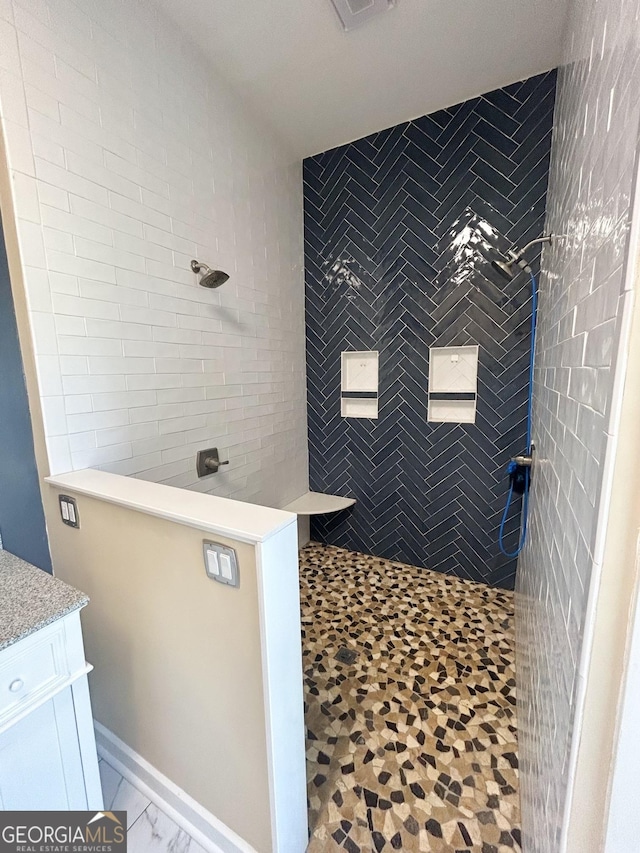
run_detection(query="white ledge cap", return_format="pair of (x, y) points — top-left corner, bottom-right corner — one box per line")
(283, 491), (356, 516)
(45, 469), (296, 545)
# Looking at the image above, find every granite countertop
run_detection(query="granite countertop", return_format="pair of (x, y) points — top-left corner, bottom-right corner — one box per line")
(0, 551), (88, 652)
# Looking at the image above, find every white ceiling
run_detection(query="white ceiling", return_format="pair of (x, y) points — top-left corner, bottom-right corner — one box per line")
(156, 0), (568, 158)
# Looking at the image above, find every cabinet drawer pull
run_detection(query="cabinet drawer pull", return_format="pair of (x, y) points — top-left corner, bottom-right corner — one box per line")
(9, 679), (24, 693)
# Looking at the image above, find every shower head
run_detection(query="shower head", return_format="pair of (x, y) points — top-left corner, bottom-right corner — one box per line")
(190, 260), (230, 289)
(492, 258), (517, 280)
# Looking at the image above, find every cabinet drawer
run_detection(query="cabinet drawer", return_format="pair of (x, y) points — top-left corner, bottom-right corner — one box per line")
(0, 619), (75, 728)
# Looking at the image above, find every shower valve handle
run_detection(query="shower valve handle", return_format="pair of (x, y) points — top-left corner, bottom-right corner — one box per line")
(204, 456), (229, 470)
(196, 447), (229, 477)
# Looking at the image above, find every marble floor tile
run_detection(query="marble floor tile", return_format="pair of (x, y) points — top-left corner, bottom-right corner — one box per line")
(99, 758), (152, 829)
(301, 542), (520, 853)
(127, 804), (208, 853)
(98, 760), (206, 851)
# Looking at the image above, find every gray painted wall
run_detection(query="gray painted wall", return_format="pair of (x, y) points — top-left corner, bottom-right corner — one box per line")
(0, 222), (51, 572)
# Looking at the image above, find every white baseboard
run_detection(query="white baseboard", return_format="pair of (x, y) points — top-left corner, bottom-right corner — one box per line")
(94, 721), (258, 853)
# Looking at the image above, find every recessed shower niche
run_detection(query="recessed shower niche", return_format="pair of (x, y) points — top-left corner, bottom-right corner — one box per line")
(341, 351), (379, 419)
(427, 345), (479, 424)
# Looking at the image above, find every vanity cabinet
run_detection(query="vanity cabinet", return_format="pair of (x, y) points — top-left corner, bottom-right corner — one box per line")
(0, 610), (102, 810)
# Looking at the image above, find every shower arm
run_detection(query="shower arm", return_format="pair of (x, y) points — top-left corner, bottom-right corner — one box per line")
(500, 234), (558, 275)
(511, 235), (554, 264)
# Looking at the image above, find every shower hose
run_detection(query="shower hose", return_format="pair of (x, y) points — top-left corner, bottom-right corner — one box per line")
(498, 270), (538, 558)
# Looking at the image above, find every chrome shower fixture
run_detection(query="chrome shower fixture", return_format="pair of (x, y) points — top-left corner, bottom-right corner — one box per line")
(491, 235), (560, 280)
(190, 260), (230, 288)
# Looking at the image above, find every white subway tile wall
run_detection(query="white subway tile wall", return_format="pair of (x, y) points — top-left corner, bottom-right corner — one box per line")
(517, 0), (640, 849)
(0, 0), (308, 508)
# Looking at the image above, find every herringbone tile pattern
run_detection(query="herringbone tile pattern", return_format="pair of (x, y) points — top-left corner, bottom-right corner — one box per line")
(304, 71), (556, 588)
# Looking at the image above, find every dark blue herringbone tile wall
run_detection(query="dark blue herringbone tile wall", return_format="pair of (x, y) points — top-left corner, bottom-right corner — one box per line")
(304, 70), (557, 589)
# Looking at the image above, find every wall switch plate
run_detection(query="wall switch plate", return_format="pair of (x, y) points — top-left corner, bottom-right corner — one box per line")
(59, 495), (79, 528)
(203, 541), (239, 587)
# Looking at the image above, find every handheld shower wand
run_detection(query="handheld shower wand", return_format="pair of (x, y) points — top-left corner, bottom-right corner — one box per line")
(494, 232), (565, 558)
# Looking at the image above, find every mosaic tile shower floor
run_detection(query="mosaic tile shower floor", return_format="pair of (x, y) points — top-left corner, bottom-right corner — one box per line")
(300, 543), (520, 853)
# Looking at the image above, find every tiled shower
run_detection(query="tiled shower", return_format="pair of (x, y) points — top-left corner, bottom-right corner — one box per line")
(0, 0), (308, 511)
(517, 0), (640, 848)
(0, 0), (639, 850)
(304, 71), (556, 588)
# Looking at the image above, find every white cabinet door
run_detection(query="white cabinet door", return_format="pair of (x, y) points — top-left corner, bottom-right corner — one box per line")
(0, 687), (88, 810)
